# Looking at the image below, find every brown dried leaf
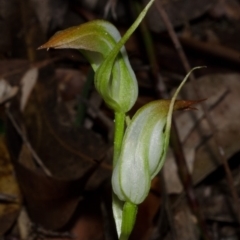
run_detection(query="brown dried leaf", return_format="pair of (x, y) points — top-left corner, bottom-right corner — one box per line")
(164, 73), (240, 193)
(210, 0), (240, 20)
(7, 64), (111, 229)
(164, 201), (199, 240)
(0, 135), (22, 235)
(0, 79), (18, 104)
(0, 60), (30, 81)
(20, 67), (38, 112)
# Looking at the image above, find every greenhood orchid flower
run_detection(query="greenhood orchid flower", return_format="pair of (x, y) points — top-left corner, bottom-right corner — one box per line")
(39, 20), (138, 113)
(112, 67), (203, 205)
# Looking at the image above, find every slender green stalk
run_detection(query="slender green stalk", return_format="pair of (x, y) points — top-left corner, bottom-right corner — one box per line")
(113, 111), (125, 167)
(112, 111), (125, 238)
(120, 202), (138, 240)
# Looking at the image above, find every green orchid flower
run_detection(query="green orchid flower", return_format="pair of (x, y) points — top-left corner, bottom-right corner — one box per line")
(39, 20), (138, 113)
(112, 68), (202, 205)
(111, 67), (203, 240)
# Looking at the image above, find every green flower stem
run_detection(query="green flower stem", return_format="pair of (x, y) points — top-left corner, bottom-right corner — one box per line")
(112, 111), (125, 238)
(113, 111), (125, 167)
(120, 202), (138, 240)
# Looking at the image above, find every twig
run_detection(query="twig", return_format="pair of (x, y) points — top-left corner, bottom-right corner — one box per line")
(182, 88), (230, 146)
(180, 36), (240, 66)
(170, 121), (210, 239)
(0, 58), (61, 80)
(6, 108), (52, 177)
(155, 0), (240, 224)
(151, 171), (177, 240)
(0, 193), (18, 203)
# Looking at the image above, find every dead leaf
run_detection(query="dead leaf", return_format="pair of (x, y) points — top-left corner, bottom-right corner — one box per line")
(164, 73), (240, 193)
(0, 79), (18, 104)
(30, 0), (68, 33)
(20, 67), (38, 112)
(210, 0), (240, 20)
(17, 207), (32, 240)
(65, 195), (105, 240)
(56, 68), (86, 102)
(0, 60), (30, 80)
(0, 135), (22, 235)
(164, 200), (199, 240)
(6, 64), (111, 229)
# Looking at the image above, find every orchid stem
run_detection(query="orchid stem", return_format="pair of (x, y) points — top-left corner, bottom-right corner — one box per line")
(120, 202), (138, 240)
(113, 112), (125, 167)
(112, 111), (126, 238)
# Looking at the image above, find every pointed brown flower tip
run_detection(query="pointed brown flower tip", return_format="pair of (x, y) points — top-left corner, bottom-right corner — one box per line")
(38, 38), (56, 50)
(37, 34), (61, 49)
(37, 34), (62, 50)
(174, 99), (206, 111)
(37, 25), (83, 50)
(37, 44), (48, 50)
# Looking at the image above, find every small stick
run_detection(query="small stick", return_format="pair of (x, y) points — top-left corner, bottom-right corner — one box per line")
(0, 193), (17, 203)
(179, 36), (240, 66)
(31, 224), (74, 239)
(6, 108), (52, 177)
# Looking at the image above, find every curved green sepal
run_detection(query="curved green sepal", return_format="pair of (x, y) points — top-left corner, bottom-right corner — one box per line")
(38, 20), (122, 71)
